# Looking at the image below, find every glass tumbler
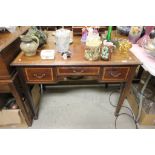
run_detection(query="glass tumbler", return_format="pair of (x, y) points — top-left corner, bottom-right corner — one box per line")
(55, 28), (71, 53)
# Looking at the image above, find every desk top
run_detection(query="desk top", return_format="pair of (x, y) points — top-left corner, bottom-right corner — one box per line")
(11, 31), (141, 67)
(0, 27), (30, 52)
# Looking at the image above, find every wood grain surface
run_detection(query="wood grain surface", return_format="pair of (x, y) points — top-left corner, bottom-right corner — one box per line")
(11, 31), (141, 67)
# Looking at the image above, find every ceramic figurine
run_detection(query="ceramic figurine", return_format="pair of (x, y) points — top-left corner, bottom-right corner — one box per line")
(81, 27), (88, 42)
(81, 27), (99, 43)
(93, 27), (99, 34)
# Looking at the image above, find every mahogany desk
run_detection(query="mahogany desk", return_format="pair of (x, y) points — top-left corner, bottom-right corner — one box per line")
(11, 32), (141, 119)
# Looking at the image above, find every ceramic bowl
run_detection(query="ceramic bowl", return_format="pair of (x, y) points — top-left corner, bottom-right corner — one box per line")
(145, 48), (155, 57)
(144, 43), (155, 57)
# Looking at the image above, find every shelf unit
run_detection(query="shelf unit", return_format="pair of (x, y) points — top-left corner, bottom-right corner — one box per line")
(0, 72), (34, 127)
(0, 27), (33, 127)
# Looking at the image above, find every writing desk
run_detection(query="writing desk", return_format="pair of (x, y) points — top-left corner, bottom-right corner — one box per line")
(11, 32), (141, 119)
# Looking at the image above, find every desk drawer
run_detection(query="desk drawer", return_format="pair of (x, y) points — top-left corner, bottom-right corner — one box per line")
(0, 84), (10, 93)
(24, 68), (54, 83)
(57, 67), (100, 76)
(102, 67), (130, 81)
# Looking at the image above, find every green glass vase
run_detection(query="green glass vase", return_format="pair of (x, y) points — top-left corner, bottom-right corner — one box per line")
(106, 26), (113, 42)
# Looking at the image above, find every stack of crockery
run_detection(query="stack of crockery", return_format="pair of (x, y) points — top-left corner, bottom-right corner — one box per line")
(144, 38), (155, 57)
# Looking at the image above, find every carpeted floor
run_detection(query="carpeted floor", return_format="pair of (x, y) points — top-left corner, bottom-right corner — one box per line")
(30, 85), (143, 129)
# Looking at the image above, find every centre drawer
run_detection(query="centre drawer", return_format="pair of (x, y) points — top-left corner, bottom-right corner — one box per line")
(57, 67), (100, 76)
(102, 67), (130, 81)
(24, 68), (55, 83)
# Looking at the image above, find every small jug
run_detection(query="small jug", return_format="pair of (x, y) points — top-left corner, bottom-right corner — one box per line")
(20, 35), (39, 56)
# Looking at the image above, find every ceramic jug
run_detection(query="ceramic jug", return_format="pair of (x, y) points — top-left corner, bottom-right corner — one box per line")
(20, 35), (39, 56)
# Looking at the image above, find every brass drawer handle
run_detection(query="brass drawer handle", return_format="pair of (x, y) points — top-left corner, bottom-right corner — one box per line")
(109, 71), (121, 78)
(33, 73), (46, 79)
(73, 70), (84, 73)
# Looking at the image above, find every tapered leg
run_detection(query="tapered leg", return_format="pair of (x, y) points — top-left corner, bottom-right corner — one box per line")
(17, 68), (38, 119)
(115, 67), (137, 116)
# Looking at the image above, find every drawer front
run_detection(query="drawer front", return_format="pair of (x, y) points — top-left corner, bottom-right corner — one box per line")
(0, 84), (10, 93)
(57, 67), (100, 76)
(102, 67), (130, 81)
(24, 68), (54, 83)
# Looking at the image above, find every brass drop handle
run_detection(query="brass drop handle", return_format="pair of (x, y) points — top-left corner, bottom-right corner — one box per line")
(109, 70), (121, 77)
(33, 73), (46, 79)
(73, 70), (84, 73)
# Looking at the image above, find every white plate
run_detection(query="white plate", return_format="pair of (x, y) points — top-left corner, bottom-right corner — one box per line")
(146, 50), (155, 57)
(144, 45), (155, 57)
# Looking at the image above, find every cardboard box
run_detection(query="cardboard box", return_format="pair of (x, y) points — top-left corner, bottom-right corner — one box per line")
(0, 84), (40, 128)
(127, 89), (155, 125)
(127, 71), (155, 126)
(0, 109), (24, 126)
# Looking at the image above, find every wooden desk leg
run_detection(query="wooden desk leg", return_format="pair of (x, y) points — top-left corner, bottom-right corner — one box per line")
(9, 82), (33, 126)
(9, 73), (33, 126)
(115, 67), (137, 116)
(18, 68), (38, 119)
